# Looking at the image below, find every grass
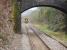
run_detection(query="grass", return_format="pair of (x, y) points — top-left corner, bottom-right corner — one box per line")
(34, 24), (67, 44)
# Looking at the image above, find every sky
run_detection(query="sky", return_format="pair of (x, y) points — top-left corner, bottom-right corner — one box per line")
(21, 7), (38, 17)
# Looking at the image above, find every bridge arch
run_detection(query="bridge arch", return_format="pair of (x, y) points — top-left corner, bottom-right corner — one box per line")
(20, 0), (67, 13)
(16, 0), (67, 33)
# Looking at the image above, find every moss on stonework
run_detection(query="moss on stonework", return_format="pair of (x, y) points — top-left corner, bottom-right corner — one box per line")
(12, 0), (21, 33)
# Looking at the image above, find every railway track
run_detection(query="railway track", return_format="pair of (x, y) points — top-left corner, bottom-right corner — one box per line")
(26, 24), (50, 50)
(29, 24), (67, 50)
(21, 23), (67, 50)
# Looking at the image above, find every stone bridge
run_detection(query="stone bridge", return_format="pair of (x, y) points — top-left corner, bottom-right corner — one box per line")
(17, 0), (67, 13)
(16, 0), (67, 33)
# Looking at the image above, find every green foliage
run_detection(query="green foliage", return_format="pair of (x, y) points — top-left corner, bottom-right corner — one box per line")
(30, 7), (67, 44)
(46, 8), (66, 31)
(12, 0), (21, 33)
(32, 7), (66, 32)
(34, 24), (67, 44)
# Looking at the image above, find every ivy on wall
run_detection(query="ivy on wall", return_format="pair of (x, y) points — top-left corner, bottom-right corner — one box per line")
(12, 0), (21, 33)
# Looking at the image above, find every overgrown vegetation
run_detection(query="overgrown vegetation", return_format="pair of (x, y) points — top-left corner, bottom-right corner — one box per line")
(0, 0), (21, 48)
(0, 0), (15, 48)
(32, 7), (66, 32)
(12, 0), (21, 33)
(34, 24), (67, 44)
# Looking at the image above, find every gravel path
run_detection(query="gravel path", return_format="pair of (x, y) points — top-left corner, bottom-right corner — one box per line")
(8, 34), (22, 50)
(21, 23), (31, 50)
(8, 23), (31, 50)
